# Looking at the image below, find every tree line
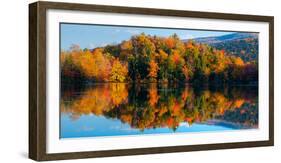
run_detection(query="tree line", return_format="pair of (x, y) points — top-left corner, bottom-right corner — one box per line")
(61, 33), (258, 84)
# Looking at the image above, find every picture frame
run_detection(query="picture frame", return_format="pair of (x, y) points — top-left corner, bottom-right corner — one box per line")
(29, 1), (274, 161)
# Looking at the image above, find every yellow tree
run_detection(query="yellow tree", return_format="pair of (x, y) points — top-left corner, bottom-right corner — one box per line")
(110, 59), (128, 82)
(92, 49), (111, 81)
(79, 50), (96, 78)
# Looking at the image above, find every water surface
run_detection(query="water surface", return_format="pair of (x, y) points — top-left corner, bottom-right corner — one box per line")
(60, 83), (258, 138)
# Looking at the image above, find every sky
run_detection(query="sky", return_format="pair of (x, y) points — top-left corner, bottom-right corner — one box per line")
(60, 23), (234, 50)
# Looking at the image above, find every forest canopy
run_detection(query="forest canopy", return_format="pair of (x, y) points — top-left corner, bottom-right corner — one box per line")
(61, 33), (258, 84)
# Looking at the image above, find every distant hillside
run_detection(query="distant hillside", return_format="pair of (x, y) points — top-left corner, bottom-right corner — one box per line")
(184, 33), (259, 62)
(191, 33), (258, 44)
(212, 37), (258, 62)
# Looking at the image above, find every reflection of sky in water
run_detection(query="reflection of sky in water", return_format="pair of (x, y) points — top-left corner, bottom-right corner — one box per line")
(60, 113), (234, 138)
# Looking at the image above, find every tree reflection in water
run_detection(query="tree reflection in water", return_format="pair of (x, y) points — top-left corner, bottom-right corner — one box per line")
(61, 83), (258, 132)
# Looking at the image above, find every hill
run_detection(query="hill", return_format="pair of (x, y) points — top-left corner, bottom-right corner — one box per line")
(184, 33), (259, 62)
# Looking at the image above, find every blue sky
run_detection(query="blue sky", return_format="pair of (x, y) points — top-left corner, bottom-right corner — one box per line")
(60, 23), (234, 50)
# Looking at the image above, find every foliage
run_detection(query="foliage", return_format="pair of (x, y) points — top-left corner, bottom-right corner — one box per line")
(61, 34), (258, 84)
(147, 60), (159, 81)
(109, 59), (128, 82)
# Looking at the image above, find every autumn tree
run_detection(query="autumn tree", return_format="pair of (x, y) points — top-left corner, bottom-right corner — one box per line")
(120, 40), (133, 60)
(79, 49), (96, 78)
(110, 59), (128, 82)
(61, 50), (85, 81)
(157, 49), (168, 82)
(131, 33), (156, 81)
(167, 50), (185, 82)
(147, 59), (159, 82)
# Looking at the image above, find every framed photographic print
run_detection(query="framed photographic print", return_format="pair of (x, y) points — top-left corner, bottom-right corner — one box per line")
(29, 1), (274, 161)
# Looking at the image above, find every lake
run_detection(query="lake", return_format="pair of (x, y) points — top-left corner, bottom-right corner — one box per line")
(60, 83), (258, 138)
